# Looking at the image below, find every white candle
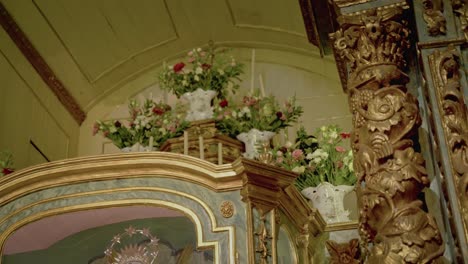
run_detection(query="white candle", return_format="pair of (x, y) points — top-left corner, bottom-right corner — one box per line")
(149, 136), (154, 151)
(199, 135), (204, 159)
(250, 49), (255, 94)
(259, 74), (266, 97)
(218, 143), (223, 165)
(184, 131), (188, 155)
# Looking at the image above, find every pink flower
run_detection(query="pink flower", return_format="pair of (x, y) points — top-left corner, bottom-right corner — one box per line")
(276, 157), (284, 164)
(292, 149), (304, 160)
(173, 62), (185, 73)
(92, 122), (99, 135)
(335, 146), (346, 152)
(188, 57), (195, 63)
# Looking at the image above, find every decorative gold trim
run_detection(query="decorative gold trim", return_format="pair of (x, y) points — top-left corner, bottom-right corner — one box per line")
(428, 45), (468, 260)
(0, 200), (233, 264)
(0, 2), (86, 125)
(417, 38), (467, 48)
(220, 201), (235, 218)
(452, 0), (468, 40)
(324, 221), (359, 232)
(0, 186), (238, 263)
(0, 152), (245, 207)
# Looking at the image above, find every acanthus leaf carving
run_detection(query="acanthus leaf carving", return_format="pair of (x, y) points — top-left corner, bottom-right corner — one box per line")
(422, 0), (447, 36)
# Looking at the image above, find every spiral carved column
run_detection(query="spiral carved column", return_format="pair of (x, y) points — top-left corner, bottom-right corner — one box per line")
(330, 5), (445, 263)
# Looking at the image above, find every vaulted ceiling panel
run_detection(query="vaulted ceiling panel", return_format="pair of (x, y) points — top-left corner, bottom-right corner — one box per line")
(226, 0), (307, 37)
(34, 0), (177, 82)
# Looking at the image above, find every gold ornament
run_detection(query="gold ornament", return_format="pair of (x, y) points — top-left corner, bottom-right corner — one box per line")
(220, 200), (235, 218)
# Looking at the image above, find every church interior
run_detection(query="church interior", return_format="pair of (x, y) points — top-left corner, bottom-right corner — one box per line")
(0, 0), (467, 263)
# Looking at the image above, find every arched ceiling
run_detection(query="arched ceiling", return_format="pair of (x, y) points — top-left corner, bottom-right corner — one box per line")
(1, 0), (320, 112)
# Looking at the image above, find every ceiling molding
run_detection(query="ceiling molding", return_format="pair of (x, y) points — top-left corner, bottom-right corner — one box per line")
(0, 2), (86, 125)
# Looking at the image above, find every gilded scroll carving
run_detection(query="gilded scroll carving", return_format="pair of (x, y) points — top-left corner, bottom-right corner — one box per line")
(452, 0), (468, 40)
(326, 239), (360, 264)
(422, 0), (447, 36)
(331, 7), (445, 263)
(428, 46), (468, 244)
(255, 213), (272, 264)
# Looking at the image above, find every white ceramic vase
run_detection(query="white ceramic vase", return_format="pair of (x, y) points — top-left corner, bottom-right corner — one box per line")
(120, 143), (155, 152)
(236, 128), (276, 159)
(301, 182), (354, 224)
(181, 88), (217, 122)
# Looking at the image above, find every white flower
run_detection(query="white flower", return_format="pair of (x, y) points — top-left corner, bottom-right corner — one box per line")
(241, 106), (250, 115)
(285, 141), (293, 148)
(218, 69), (225, 75)
(197, 48), (202, 52)
(330, 131), (338, 139)
(168, 66), (172, 70)
(182, 80), (188, 86)
(109, 126), (117, 133)
(306, 153), (314, 160)
(276, 151), (283, 156)
(232, 111), (238, 118)
(292, 166), (305, 173)
(311, 149), (328, 159)
(163, 119), (169, 124)
(195, 67), (203, 74)
(194, 75), (200, 81)
(320, 126), (326, 131)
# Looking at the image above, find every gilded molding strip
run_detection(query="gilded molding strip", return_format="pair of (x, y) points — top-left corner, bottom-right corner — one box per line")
(417, 37), (467, 48)
(331, 5), (445, 262)
(0, 2), (86, 125)
(428, 46), (468, 261)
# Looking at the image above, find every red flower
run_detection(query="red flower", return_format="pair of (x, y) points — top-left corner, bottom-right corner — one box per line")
(340, 132), (351, 139)
(219, 99), (228, 108)
(114, 121), (122, 128)
(276, 111), (283, 119)
(152, 107), (165, 115)
(173, 62), (185, 73)
(202, 63), (211, 70)
(2, 168), (14, 175)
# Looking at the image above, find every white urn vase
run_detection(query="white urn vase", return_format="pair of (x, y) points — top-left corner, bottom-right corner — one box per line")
(301, 182), (354, 224)
(236, 128), (275, 159)
(120, 143), (155, 152)
(181, 88), (217, 122)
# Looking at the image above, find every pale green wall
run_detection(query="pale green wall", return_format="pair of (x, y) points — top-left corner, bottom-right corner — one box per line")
(0, 26), (80, 169)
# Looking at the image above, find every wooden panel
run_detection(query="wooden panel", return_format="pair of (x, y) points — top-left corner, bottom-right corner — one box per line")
(34, 0), (177, 82)
(0, 47), (69, 168)
(226, 0), (307, 37)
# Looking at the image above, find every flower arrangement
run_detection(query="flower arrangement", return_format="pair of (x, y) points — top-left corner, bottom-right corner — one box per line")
(268, 125), (356, 191)
(213, 91), (303, 138)
(93, 99), (190, 150)
(0, 151), (14, 176)
(158, 45), (244, 99)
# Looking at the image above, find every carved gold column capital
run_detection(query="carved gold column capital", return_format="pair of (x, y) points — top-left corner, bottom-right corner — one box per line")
(331, 3), (446, 263)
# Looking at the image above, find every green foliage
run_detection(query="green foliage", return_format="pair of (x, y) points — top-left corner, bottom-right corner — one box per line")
(213, 90), (303, 138)
(93, 99), (190, 150)
(158, 45), (244, 99)
(266, 125), (356, 191)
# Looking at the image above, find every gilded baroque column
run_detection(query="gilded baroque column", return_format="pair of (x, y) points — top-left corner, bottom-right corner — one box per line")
(330, 5), (445, 263)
